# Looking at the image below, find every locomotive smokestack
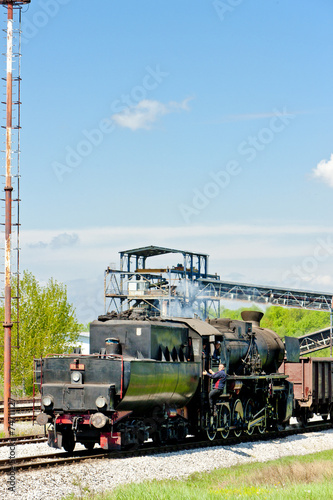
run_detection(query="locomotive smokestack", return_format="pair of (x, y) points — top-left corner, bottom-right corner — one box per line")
(241, 311), (264, 328)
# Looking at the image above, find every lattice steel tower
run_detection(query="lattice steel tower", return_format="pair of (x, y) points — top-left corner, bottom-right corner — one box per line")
(0, 0), (30, 436)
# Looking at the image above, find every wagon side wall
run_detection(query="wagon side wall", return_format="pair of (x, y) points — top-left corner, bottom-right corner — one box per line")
(280, 357), (333, 412)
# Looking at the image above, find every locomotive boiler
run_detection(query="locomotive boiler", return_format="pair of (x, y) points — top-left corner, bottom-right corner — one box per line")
(35, 310), (293, 451)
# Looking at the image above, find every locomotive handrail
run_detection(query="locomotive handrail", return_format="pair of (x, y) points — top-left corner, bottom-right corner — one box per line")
(226, 373), (288, 380)
(120, 355), (124, 399)
(44, 353), (123, 359)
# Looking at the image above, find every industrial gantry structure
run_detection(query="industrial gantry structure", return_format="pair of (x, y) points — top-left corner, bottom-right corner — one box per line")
(105, 245), (333, 318)
(196, 278), (333, 312)
(104, 245), (217, 317)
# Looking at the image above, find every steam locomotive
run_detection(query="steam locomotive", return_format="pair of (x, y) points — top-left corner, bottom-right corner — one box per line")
(35, 310), (325, 452)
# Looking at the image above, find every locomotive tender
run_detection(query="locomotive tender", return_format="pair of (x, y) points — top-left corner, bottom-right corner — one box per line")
(35, 310), (300, 451)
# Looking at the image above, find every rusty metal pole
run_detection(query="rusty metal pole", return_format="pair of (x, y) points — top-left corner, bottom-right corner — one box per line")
(3, 1), (14, 437)
(330, 307), (333, 357)
(330, 297), (333, 357)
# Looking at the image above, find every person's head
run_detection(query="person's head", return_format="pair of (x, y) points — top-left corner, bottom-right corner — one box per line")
(219, 363), (225, 371)
(215, 341), (221, 349)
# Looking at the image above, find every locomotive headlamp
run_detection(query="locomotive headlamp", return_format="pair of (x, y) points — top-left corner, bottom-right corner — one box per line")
(71, 371), (82, 384)
(42, 395), (54, 408)
(96, 396), (107, 409)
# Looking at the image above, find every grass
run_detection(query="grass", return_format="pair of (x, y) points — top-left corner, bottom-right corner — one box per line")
(63, 449), (333, 500)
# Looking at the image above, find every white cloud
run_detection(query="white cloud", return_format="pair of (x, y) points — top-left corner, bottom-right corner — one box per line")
(50, 233), (79, 249)
(312, 154), (333, 187)
(220, 111), (295, 123)
(311, 275), (333, 286)
(111, 98), (192, 131)
(21, 223), (333, 250)
(20, 223), (333, 283)
(28, 232), (79, 250)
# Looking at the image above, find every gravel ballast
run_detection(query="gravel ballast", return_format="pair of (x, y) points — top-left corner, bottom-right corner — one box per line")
(1, 428), (333, 500)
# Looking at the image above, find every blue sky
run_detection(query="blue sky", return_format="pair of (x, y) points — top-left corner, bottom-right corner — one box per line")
(3, 0), (333, 322)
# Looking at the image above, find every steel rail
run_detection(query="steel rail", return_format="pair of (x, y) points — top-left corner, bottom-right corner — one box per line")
(0, 435), (47, 447)
(0, 398), (40, 406)
(0, 413), (36, 424)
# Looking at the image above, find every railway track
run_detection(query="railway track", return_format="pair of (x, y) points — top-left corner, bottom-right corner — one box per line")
(0, 405), (41, 415)
(0, 420), (331, 475)
(0, 398), (40, 406)
(0, 401), (41, 424)
(0, 435), (47, 447)
(0, 414), (38, 424)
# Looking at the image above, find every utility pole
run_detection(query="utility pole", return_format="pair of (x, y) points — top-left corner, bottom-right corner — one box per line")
(1, 0), (30, 437)
(330, 297), (333, 357)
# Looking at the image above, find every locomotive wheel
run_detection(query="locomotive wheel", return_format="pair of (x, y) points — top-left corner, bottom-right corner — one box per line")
(330, 409), (333, 423)
(136, 431), (146, 446)
(257, 419), (266, 434)
(244, 399), (255, 436)
(205, 412), (217, 441)
(219, 404), (230, 439)
(62, 432), (75, 454)
(206, 420), (217, 441)
(232, 399), (243, 437)
(297, 409), (308, 427)
(153, 426), (168, 445)
(297, 416), (307, 427)
(84, 442), (95, 451)
(176, 421), (187, 441)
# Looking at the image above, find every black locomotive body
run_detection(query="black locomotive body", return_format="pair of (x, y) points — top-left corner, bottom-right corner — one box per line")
(35, 311), (294, 452)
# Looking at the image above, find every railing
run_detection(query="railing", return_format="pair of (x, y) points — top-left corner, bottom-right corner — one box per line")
(299, 329), (332, 354)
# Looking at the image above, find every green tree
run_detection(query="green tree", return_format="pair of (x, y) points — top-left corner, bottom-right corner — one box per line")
(219, 304), (263, 321)
(0, 270), (81, 396)
(218, 305), (330, 341)
(260, 306), (330, 338)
